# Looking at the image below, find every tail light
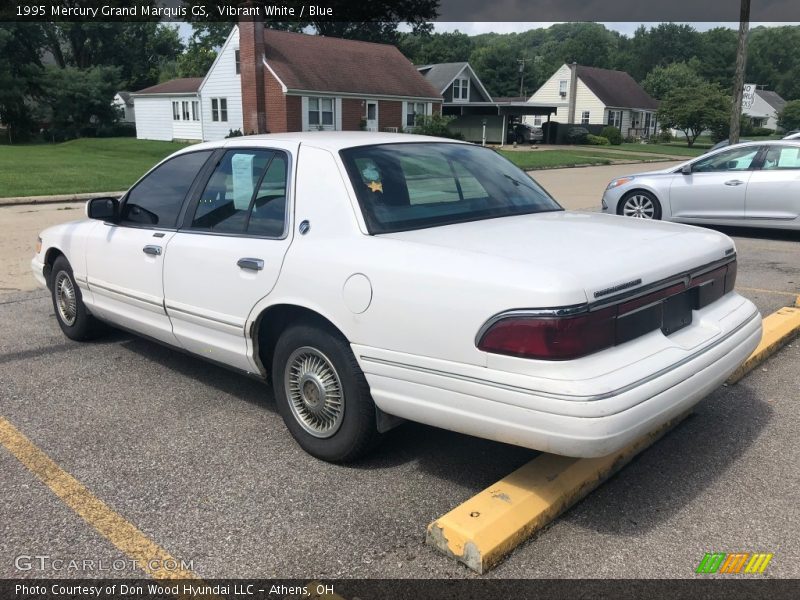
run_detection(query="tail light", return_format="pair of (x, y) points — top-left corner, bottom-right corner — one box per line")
(478, 259), (737, 361)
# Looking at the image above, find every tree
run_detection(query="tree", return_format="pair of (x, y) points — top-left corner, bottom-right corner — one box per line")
(0, 23), (44, 143)
(41, 22), (183, 90)
(746, 26), (800, 100)
(40, 65), (121, 136)
(398, 30), (473, 65)
(658, 83), (730, 146)
(778, 100), (800, 131)
(642, 62), (703, 100)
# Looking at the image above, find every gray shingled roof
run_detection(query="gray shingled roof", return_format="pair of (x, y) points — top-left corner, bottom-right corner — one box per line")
(756, 89), (786, 113)
(417, 62), (469, 94)
(133, 78), (203, 95)
(576, 65), (659, 110)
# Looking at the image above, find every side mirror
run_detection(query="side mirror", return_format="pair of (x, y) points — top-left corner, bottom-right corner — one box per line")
(86, 197), (119, 222)
(681, 164), (692, 175)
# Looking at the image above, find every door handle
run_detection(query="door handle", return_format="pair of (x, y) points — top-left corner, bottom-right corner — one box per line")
(237, 258), (264, 271)
(142, 245), (162, 256)
(724, 179), (745, 186)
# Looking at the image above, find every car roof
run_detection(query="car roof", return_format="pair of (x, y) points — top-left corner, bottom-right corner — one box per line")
(173, 132), (471, 155)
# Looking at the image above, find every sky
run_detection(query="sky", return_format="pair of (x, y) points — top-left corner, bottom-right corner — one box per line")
(175, 21), (796, 42)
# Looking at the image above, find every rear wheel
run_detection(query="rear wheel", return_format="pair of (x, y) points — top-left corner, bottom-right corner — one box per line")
(50, 256), (103, 341)
(272, 322), (380, 462)
(619, 190), (662, 220)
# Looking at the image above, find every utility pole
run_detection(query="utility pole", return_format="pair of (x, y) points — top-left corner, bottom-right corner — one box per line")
(729, 0), (751, 145)
(517, 58), (527, 98)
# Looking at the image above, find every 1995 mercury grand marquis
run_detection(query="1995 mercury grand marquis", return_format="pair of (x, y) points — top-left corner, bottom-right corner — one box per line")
(32, 133), (762, 462)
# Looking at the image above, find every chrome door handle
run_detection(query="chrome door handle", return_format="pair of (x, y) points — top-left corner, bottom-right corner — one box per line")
(142, 245), (162, 256)
(724, 179), (745, 186)
(237, 258), (264, 271)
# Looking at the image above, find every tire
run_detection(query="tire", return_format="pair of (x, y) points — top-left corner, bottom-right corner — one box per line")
(618, 190), (662, 220)
(272, 322), (380, 462)
(50, 256), (103, 341)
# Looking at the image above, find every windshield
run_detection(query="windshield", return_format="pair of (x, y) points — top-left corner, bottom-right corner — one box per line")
(339, 142), (562, 234)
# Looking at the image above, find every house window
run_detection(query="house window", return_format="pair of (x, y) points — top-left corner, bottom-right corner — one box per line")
(211, 98), (228, 122)
(452, 77), (470, 101)
(235, 49), (240, 74)
(172, 101), (180, 121)
(607, 110), (621, 129)
(533, 116), (543, 127)
(191, 101), (199, 121)
(308, 97), (334, 128)
(581, 111), (590, 125)
(406, 102), (426, 128)
(182, 101), (190, 121)
(559, 80), (568, 96)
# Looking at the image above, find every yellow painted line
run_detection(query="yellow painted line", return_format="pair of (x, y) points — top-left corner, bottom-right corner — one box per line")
(727, 304), (800, 384)
(426, 413), (689, 573)
(737, 287), (800, 298)
(0, 417), (197, 580)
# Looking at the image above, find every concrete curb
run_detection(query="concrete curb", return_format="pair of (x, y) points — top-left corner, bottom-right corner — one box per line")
(426, 412), (690, 574)
(0, 192), (124, 207)
(726, 299), (800, 384)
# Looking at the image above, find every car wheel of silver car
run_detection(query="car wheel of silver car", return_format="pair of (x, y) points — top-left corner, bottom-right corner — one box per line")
(50, 256), (103, 341)
(619, 190), (662, 220)
(272, 322), (381, 462)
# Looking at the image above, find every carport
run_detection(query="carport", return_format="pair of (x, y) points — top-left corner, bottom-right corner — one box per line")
(443, 99), (560, 145)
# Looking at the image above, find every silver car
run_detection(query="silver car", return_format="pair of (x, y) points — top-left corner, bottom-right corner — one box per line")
(602, 141), (800, 230)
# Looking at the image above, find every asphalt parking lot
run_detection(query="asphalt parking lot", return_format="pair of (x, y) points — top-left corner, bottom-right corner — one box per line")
(1, 173), (798, 580)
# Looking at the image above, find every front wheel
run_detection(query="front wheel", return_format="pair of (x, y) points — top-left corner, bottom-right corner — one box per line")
(272, 322), (381, 462)
(619, 190), (662, 220)
(50, 256), (103, 341)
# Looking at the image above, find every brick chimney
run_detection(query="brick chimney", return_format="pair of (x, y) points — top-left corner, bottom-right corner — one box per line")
(239, 5), (267, 134)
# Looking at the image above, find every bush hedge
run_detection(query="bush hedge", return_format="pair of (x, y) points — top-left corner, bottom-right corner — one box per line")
(600, 126), (623, 145)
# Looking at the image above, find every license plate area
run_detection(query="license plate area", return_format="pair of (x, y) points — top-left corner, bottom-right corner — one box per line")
(661, 290), (693, 336)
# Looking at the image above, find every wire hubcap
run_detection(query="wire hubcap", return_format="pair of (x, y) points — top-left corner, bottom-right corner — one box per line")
(285, 346), (344, 438)
(623, 194), (655, 219)
(55, 271), (77, 326)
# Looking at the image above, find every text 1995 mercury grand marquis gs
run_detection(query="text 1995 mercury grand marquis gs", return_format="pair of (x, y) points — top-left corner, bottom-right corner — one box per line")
(32, 133), (762, 462)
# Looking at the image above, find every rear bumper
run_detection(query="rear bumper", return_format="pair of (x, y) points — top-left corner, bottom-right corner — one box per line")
(356, 296), (761, 457)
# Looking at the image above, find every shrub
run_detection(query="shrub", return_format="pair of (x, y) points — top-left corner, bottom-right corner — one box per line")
(96, 122), (136, 138)
(586, 134), (610, 145)
(657, 130), (673, 143)
(600, 126), (623, 145)
(226, 129), (244, 138)
(566, 126), (589, 144)
(751, 127), (775, 136)
(410, 114), (464, 140)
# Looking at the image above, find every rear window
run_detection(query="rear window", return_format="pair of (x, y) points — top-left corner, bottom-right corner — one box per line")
(340, 142), (561, 233)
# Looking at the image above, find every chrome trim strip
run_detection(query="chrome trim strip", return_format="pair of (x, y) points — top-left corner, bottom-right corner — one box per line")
(88, 280), (163, 309)
(164, 304), (242, 329)
(369, 308), (759, 406)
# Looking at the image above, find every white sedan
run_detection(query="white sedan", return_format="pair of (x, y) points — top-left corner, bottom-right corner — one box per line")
(602, 140), (800, 229)
(33, 133), (761, 462)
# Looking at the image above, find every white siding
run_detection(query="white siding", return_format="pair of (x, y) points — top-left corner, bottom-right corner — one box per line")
(200, 27), (242, 141)
(133, 97), (173, 141)
(527, 64), (571, 122)
(744, 93), (780, 130)
(573, 79), (606, 124)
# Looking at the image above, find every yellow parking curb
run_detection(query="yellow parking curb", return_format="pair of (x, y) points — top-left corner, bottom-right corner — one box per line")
(726, 302), (800, 384)
(426, 413), (689, 574)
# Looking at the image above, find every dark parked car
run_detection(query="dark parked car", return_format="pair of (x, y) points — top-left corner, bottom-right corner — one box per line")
(507, 122), (543, 144)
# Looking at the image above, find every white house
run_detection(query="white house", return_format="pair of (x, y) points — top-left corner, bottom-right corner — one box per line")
(130, 78), (203, 141)
(132, 25), (440, 142)
(112, 92), (135, 123)
(743, 87), (786, 130)
(527, 63), (659, 138)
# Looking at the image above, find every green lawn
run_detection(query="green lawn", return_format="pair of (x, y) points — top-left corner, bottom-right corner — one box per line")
(0, 138), (190, 198)
(619, 143), (706, 157)
(498, 150), (614, 170)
